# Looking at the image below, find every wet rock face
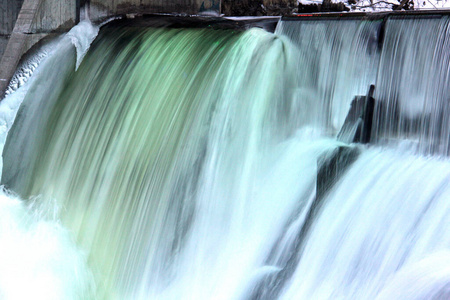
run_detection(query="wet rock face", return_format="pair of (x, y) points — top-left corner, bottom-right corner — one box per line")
(222, 0), (297, 16)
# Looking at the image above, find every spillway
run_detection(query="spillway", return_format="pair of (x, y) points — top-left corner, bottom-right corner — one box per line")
(0, 14), (449, 300)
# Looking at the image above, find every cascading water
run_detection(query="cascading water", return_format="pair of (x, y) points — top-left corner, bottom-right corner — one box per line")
(0, 14), (449, 300)
(275, 18), (381, 132)
(279, 147), (450, 299)
(373, 16), (450, 155)
(0, 21), (98, 300)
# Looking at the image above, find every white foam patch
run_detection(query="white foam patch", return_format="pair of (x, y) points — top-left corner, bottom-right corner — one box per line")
(0, 189), (94, 299)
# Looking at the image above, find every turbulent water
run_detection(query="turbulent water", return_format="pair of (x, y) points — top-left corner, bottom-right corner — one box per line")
(0, 15), (449, 300)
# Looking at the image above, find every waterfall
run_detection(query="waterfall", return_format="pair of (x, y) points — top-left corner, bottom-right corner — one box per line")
(275, 18), (381, 132)
(279, 148), (450, 299)
(373, 16), (450, 155)
(0, 15), (449, 300)
(0, 21), (98, 300)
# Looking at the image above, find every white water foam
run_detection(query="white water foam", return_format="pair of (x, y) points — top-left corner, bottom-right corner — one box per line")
(0, 189), (94, 299)
(0, 20), (99, 300)
(280, 147), (450, 299)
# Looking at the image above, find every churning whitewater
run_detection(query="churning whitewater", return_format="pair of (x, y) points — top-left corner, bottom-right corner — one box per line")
(1, 15), (449, 300)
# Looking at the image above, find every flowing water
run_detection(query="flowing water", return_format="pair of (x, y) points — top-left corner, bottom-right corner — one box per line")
(276, 18), (381, 132)
(0, 15), (449, 300)
(373, 16), (450, 155)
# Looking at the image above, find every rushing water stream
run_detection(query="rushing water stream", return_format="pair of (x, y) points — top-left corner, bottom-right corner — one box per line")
(0, 15), (449, 300)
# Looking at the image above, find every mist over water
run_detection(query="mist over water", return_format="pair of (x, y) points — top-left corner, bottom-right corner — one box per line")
(0, 16), (449, 300)
(0, 189), (94, 300)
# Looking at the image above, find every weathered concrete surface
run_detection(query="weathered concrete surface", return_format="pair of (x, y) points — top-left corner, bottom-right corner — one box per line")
(0, 0), (25, 56)
(89, 0), (220, 20)
(0, 0), (24, 35)
(0, 0), (76, 98)
(0, 36), (8, 58)
(30, 0), (76, 33)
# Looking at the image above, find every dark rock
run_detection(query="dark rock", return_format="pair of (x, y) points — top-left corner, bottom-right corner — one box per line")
(337, 85), (375, 144)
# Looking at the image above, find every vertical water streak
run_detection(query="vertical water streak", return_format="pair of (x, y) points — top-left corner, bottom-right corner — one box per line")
(373, 16), (450, 155)
(276, 18), (381, 133)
